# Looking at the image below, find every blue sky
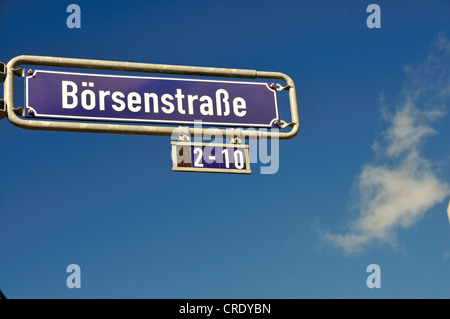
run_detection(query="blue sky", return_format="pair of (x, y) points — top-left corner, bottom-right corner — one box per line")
(1, 0), (449, 298)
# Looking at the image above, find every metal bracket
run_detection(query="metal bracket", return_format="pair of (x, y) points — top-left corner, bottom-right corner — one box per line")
(275, 83), (291, 92)
(0, 62), (5, 82)
(0, 105), (24, 120)
(230, 136), (242, 145)
(273, 83), (293, 129)
(228, 127), (244, 144)
(13, 107), (25, 116)
(0, 63), (5, 119)
(0, 63), (24, 82)
(176, 126), (191, 142)
(1, 64), (24, 120)
(279, 120), (295, 129)
(0, 100), (5, 120)
(178, 135), (190, 142)
(13, 68), (24, 77)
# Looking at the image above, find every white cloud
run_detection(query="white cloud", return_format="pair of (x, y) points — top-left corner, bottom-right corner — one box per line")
(444, 251), (450, 260)
(324, 34), (450, 255)
(383, 99), (442, 158)
(325, 156), (448, 254)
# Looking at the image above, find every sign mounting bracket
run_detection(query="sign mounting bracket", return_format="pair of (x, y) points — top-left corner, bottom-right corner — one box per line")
(0, 62), (5, 119)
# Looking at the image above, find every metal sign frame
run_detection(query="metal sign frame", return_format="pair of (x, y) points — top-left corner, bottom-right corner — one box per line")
(3, 55), (300, 140)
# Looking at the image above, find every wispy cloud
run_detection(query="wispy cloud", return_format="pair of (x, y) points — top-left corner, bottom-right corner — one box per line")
(324, 34), (450, 255)
(443, 251), (450, 260)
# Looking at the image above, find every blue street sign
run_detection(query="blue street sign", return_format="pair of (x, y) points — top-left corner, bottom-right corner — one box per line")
(171, 142), (251, 174)
(25, 69), (279, 128)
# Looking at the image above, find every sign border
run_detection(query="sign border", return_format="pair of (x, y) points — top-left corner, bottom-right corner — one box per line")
(25, 69), (279, 128)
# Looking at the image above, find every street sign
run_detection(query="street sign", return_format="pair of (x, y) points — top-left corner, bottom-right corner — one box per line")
(25, 69), (279, 128)
(171, 142), (251, 174)
(4, 55), (299, 140)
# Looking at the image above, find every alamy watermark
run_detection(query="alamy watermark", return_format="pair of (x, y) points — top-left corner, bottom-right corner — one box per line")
(171, 121), (280, 174)
(66, 264), (81, 288)
(366, 264), (381, 288)
(366, 4), (381, 29)
(66, 4), (81, 29)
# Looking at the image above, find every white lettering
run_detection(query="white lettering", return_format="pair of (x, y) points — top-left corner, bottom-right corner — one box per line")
(99, 90), (110, 111)
(233, 97), (247, 117)
(223, 304), (271, 314)
(175, 89), (185, 114)
(127, 92), (141, 112)
(179, 303), (213, 316)
(62, 81), (78, 109)
(199, 96), (213, 116)
(60, 83), (249, 119)
(81, 89), (96, 110)
(187, 95), (198, 115)
(161, 94), (175, 114)
(111, 91), (126, 112)
(215, 89), (230, 116)
(144, 93), (158, 113)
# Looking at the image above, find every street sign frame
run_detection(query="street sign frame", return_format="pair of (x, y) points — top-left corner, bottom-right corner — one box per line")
(4, 55), (300, 140)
